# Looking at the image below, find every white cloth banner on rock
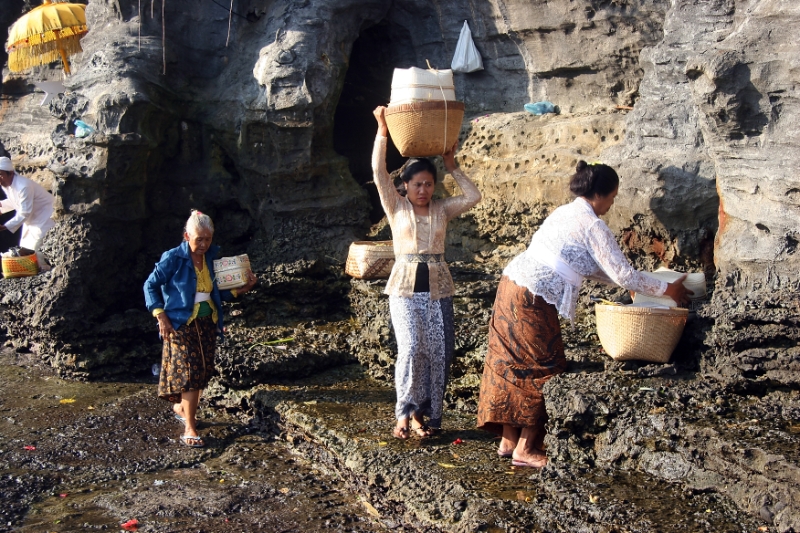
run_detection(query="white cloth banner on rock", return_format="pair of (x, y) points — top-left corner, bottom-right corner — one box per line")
(451, 21), (483, 73)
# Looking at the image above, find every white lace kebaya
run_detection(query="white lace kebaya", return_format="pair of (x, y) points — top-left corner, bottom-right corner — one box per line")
(504, 197), (668, 323)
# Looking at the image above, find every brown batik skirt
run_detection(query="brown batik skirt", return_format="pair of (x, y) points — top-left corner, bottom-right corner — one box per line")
(158, 315), (217, 404)
(477, 276), (567, 435)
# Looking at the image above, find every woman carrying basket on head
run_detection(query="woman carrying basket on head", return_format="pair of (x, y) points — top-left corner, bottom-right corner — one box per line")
(476, 161), (689, 467)
(372, 106), (481, 439)
(143, 210), (257, 448)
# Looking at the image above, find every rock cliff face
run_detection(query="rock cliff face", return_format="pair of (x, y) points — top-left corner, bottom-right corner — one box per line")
(1, 0), (798, 529)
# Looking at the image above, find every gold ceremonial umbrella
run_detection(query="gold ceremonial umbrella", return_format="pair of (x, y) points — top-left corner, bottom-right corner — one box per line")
(6, 0), (88, 75)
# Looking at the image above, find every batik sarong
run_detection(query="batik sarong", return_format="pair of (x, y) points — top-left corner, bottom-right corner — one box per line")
(390, 293), (455, 428)
(477, 276), (567, 434)
(158, 315), (217, 403)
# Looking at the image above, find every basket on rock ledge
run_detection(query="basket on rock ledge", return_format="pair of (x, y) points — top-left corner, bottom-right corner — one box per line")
(595, 304), (688, 363)
(385, 101), (465, 157)
(2, 254), (39, 278)
(345, 241), (394, 280)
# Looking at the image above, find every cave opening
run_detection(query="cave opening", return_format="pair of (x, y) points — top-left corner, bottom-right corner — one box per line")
(333, 20), (406, 225)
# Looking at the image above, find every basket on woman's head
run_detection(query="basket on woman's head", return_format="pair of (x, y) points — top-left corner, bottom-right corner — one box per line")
(385, 66), (464, 157)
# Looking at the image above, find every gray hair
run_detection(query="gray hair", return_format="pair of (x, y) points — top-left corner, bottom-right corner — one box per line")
(185, 209), (214, 235)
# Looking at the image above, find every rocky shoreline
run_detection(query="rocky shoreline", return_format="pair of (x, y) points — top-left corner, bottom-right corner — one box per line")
(2, 248), (799, 531)
(3, 343), (790, 533)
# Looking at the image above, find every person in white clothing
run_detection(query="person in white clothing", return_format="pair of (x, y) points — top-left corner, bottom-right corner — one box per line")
(476, 160), (689, 468)
(0, 156), (55, 266)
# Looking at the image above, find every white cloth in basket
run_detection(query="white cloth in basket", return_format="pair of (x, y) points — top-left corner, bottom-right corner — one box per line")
(389, 67), (456, 105)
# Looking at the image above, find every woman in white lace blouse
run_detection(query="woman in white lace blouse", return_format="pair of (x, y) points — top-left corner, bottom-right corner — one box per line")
(372, 106), (481, 440)
(476, 161), (688, 467)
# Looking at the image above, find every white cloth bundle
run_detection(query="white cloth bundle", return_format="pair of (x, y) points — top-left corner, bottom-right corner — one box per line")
(389, 67), (456, 105)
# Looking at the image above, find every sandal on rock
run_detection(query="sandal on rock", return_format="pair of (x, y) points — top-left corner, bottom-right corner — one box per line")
(174, 413), (203, 428)
(180, 435), (204, 448)
(410, 423), (434, 438)
(392, 426), (410, 440)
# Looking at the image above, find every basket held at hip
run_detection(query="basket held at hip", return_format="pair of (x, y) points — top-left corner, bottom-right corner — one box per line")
(345, 241), (394, 280)
(595, 304), (688, 363)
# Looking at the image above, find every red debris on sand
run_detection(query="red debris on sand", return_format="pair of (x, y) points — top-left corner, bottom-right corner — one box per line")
(121, 518), (139, 531)
(59, 493), (68, 498)
(23, 445), (36, 451)
(452, 438), (463, 445)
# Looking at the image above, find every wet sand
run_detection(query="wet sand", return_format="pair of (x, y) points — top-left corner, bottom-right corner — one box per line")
(0, 348), (388, 533)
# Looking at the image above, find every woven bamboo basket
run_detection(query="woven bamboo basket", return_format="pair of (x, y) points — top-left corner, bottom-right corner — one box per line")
(345, 241), (394, 280)
(213, 254), (250, 290)
(2, 254), (39, 278)
(595, 304), (689, 363)
(385, 100), (465, 157)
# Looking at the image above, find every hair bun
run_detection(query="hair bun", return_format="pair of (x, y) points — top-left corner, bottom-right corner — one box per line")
(576, 160), (588, 172)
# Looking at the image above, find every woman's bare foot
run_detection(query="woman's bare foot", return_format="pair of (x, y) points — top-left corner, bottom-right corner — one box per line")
(497, 442), (515, 457)
(498, 425), (520, 457)
(511, 447), (547, 468)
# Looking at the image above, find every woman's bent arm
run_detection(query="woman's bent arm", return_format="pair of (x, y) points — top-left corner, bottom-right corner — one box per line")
(442, 168), (481, 220)
(143, 253), (175, 312)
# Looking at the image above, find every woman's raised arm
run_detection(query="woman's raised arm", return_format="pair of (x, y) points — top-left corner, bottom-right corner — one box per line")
(371, 106), (402, 216)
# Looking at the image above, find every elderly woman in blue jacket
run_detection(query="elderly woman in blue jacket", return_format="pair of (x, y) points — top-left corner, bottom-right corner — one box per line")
(144, 210), (256, 447)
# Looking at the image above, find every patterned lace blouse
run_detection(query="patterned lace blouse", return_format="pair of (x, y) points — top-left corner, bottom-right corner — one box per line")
(504, 197), (668, 322)
(372, 135), (482, 300)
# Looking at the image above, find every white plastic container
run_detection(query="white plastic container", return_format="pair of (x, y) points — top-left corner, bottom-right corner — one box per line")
(213, 254), (251, 290)
(390, 67), (456, 105)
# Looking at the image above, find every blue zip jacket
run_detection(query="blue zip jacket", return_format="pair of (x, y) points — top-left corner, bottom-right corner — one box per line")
(143, 241), (234, 337)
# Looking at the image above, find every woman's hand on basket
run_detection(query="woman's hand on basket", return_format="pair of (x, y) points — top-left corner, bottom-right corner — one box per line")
(373, 106), (388, 137)
(156, 313), (175, 339)
(664, 274), (689, 306)
(442, 141), (459, 172)
(237, 270), (258, 295)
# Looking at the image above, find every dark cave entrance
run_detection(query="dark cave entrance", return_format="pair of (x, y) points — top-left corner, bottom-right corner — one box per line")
(334, 20), (406, 225)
